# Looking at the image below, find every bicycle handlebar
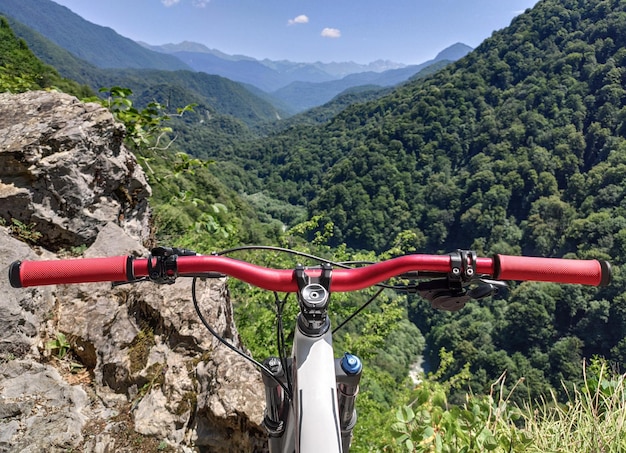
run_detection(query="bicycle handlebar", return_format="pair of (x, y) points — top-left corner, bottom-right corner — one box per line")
(8, 253), (612, 290)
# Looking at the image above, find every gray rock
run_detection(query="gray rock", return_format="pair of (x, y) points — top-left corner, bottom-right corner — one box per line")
(0, 90), (151, 250)
(0, 360), (88, 452)
(49, 230), (266, 451)
(54, 250), (266, 450)
(0, 228), (55, 362)
(0, 91), (267, 452)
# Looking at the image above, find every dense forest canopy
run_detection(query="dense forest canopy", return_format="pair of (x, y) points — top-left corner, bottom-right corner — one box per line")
(191, 0), (626, 399)
(219, 0), (626, 257)
(0, 16), (90, 96)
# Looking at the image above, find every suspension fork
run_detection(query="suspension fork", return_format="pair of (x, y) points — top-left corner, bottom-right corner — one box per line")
(261, 357), (292, 452)
(261, 352), (363, 453)
(336, 353), (363, 452)
(261, 263), (363, 452)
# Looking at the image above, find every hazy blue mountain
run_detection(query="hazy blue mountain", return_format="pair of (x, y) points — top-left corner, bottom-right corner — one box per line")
(271, 43), (472, 112)
(0, 0), (190, 70)
(138, 41), (252, 60)
(2, 15), (287, 127)
(170, 50), (335, 92)
(143, 41), (407, 92)
(433, 42), (474, 61)
(145, 41), (407, 76)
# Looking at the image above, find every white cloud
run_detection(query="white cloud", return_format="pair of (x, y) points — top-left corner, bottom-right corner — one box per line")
(321, 28), (341, 38)
(288, 14), (309, 25)
(162, 0), (208, 7)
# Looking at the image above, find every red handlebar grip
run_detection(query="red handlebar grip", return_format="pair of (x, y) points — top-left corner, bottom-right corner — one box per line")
(9, 256), (134, 288)
(493, 255), (611, 286)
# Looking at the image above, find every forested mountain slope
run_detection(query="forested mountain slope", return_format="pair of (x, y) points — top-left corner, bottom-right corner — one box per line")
(0, 0), (190, 70)
(0, 17), (90, 97)
(211, 0), (626, 398)
(231, 0), (626, 256)
(2, 15), (285, 128)
(266, 61), (451, 134)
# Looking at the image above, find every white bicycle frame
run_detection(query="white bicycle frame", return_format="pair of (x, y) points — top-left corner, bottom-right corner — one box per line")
(262, 265), (362, 453)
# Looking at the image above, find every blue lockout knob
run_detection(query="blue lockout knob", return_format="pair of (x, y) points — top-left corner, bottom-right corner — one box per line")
(341, 353), (362, 375)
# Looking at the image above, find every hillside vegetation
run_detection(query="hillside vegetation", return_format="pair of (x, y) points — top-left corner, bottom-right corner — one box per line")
(0, 17), (90, 96)
(197, 0), (626, 405)
(0, 0), (190, 70)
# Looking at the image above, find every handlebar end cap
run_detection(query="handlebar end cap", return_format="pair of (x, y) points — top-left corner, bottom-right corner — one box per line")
(9, 261), (23, 288)
(600, 260), (612, 287)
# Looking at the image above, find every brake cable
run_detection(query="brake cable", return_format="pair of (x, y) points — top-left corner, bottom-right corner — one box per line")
(216, 245), (418, 292)
(191, 277), (293, 399)
(274, 291), (293, 396)
(184, 246), (499, 394)
(332, 287), (385, 334)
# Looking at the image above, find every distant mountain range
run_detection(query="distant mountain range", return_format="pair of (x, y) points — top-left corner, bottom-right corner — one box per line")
(142, 41), (408, 77)
(141, 41), (472, 111)
(269, 44), (472, 111)
(2, 14), (286, 128)
(0, 0), (472, 113)
(139, 41), (470, 111)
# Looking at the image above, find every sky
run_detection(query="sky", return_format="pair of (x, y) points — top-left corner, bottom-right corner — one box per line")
(50, 0), (540, 65)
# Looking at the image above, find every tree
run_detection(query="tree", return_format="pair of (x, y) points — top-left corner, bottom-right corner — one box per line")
(501, 283), (558, 353)
(523, 196), (576, 255)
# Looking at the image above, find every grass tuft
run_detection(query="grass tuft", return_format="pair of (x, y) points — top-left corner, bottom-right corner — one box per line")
(519, 359), (626, 453)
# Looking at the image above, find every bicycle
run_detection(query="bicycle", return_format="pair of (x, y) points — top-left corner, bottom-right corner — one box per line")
(8, 246), (611, 452)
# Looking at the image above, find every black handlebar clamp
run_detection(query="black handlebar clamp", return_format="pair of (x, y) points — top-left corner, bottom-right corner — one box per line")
(295, 263), (332, 336)
(146, 246), (197, 284)
(418, 250), (480, 312)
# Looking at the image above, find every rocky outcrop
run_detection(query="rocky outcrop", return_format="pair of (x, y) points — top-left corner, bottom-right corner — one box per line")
(0, 91), (266, 452)
(0, 91), (152, 250)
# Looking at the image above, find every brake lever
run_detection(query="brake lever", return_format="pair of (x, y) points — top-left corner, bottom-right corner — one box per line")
(416, 278), (507, 312)
(423, 290), (470, 311)
(467, 279), (508, 300)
